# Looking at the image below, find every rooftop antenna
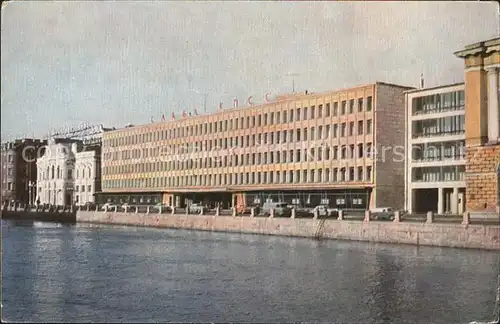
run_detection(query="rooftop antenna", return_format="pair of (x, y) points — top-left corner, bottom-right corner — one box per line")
(285, 73), (300, 93)
(204, 93), (207, 113)
(420, 73), (425, 89)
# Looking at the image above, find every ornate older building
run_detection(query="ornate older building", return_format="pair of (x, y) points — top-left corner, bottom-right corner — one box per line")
(36, 138), (80, 205)
(454, 37), (500, 213)
(1, 138), (46, 204)
(100, 82), (414, 210)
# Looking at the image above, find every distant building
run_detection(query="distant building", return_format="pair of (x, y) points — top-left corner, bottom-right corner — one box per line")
(36, 137), (102, 206)
(454, 37), (500, 214)
(36, 138), (81, 205)
(99, 82), (414, 210)
(74, 142), (102, 205)
(0, 138), (47, 204)
(404, 83), (466, 214)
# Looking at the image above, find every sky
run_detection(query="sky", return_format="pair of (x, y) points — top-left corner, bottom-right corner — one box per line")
(1, 1), (499, 141)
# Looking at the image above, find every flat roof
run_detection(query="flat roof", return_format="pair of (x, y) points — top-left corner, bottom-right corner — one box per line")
(404, 82), (464, 94)
(106, 81), (415, 134)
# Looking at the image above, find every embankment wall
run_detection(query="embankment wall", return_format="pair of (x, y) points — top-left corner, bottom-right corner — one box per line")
(76, 211), (500, 250)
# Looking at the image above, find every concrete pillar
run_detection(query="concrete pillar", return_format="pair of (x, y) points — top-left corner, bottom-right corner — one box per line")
(124, 206), (128, 213)
(269, 208), (275, 218)
(146, 206), (150, 214)
(232, 207), (236, 217)
(200, 207), (204, 215)
(426, 211), (434, 223)
(437, 188), (444, 215)
(291, 208), (296, 219)
(159, 206), (162, 214)
(250, 207), (255, 218)
(215, 207), (220, 216)
(462, 211), (471, 226)
(451, 187), (459, 215)
(364, 210), (371, 222)
(171, 206), (176, 215)
(393, 211), (401, 222)
(185, 207), (189, 215)
(486, 67), (499, 142)
(337, 210), (344, 220)
(86, 204), (90, 212)
(135, 206), (139, 214)
(313, 209), (318, 220)
(114, 205), (118, 212)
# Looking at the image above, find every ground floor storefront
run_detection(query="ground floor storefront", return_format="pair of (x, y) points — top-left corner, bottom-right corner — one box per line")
(96, 187), (373, 210)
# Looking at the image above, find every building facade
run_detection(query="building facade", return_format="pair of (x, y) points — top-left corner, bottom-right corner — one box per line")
(99, 82), (413, 210)
(37, 138), (80, 205)
(1, 138), (46, 204)
(74, 144), (101, 205)
(404, 83), (466, 214)
(454, 37), (500, 213)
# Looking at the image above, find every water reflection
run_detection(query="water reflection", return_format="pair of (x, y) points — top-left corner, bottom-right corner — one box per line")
(2, 221), (499, 323)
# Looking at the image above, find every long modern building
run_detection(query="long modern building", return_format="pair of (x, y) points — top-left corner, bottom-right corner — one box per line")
(404, 83), (466, 215)
(99, 82), (414, 210)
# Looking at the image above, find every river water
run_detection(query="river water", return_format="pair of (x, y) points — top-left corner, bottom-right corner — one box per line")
(2, 220), (499, 323)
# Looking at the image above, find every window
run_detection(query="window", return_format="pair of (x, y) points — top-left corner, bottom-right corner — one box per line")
(326, 103), (331, 116)
(358, 121), (364, 135)
(349, 99), (354, 114)
(367, 119), (372, 134)
(357, 167), (363, 181)
(367, 96), (372, 111)
(358, 98), (363, 112)
(341, 123), (346, 137)
(349, 122), (354, 136)
(333, 102), (338, 116)
(366, 166), (372, 181)
(318, 104), (323, 117)
(341, 101), (346, 115)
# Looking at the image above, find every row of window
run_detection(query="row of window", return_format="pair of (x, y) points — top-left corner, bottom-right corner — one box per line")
(38, 165), (93, 181)
(105, 97), (373, 147)
(412, 115), (465, 138)
(75, 185), (92, 193)
(412, 90), (465, 116)
(103, 166), (373, 189)
(412, 166), (465, 182)
(411, 141), (465, 161)
(104, 143), (374, 175)
(104, 121), (373, 161)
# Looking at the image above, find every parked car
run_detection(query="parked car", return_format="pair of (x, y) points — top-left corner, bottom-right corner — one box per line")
(310, 205), (339, 218)
(370, 207), (395, 220)
(188, 203), (204, 214)
(152, 203), (171, 212)
(81, 202), (97, 209)
(262, 202), (291, 217)
(101, 202), (118, 211)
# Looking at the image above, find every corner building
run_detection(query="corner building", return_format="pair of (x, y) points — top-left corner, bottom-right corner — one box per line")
(454, 37), (500, 214)
(404, 83), (466, 215)
(101, 82), (413, 210)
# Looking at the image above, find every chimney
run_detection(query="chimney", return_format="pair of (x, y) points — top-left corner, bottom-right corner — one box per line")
(420, 73), (424, 89)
